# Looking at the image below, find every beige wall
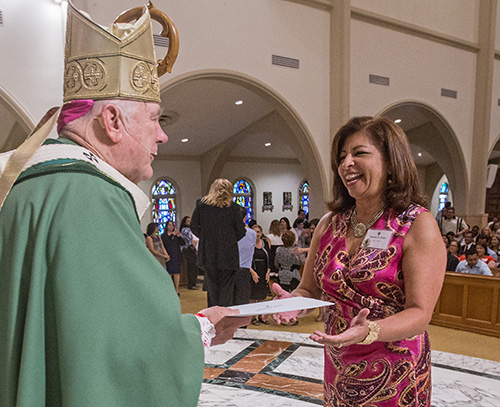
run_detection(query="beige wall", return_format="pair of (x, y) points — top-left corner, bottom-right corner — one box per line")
(220, 160), (311, 230)
(351, 0), (479, 43)
(350, 19), (477, 176)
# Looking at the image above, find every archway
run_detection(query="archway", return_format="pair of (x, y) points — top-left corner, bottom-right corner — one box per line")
(159, 69), (328, 219)
(378, 101), (467, 215)
(0, 86), (34, 153)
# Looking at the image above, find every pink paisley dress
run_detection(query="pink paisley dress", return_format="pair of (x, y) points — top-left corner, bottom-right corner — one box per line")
(314, 205), (431, 407)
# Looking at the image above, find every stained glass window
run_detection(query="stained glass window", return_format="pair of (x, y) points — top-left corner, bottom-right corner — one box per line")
(438, 182), (449, 211)
(299, 180), (310, 215)
(152, 179), (176, 234)
(233, 179), (253, 223)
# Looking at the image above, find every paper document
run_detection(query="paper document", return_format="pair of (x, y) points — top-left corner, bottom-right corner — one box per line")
(227, 297), (333, 317)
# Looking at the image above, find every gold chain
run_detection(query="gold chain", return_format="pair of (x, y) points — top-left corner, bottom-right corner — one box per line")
(350, 207), (384, 238)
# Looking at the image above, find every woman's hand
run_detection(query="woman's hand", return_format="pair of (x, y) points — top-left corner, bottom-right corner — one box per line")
(271, 283), (300, 324)
(164, 254), (170, 262)
(250, 268), (259, 283)
(265, 269), (270, 283)
(310, 308), (370, 347)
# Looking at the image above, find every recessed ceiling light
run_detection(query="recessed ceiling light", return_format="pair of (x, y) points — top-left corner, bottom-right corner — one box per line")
(394, 119), (402, 124)
(181, 138), (189, 143)
(235, 100), (243, 105)
(418, 152), (422, 157)
(265, 142), (271, 147)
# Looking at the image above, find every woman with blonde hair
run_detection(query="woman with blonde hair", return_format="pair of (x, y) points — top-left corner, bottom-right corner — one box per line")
(191, 178), (246, 307)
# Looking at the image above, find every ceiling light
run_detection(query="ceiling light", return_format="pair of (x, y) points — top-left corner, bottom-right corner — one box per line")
(394, 119), (402, 124)
(418, 152), (422, 157)
(181, 138), (189, 143)
(265, 143), (271, 147)
(235, 100), (243, 105)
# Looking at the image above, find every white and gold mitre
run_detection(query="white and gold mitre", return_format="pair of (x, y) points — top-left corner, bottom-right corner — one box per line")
(64, 1), (160, 103)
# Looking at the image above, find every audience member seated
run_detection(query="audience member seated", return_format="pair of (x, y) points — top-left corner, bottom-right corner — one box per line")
(448, 239), (460, 259)
(443, 235), (459, 272)
(459, 231), (475, 256)
(488, 216), (499, 229)
(476, 234), (498, 260)
(480, 226), (492, 240)
(456, 248), (493, 276)
(489, 235), (500, 258)
(470, 225), (480, 241)
(446, 231), (457, 243)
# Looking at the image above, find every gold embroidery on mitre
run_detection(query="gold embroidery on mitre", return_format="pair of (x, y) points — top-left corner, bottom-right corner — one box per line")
(64, 1), (161, 103)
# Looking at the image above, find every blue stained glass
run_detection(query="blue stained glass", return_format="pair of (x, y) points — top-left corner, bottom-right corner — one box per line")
(152, 179), (176, 196)
(438, 183), (449, 212)
(300, 195), (309, 215)
(299, 180), (310, 215)
(152, 179), (176, 234)
(233, 180), (251, 194)
(233, 179), (253, 224)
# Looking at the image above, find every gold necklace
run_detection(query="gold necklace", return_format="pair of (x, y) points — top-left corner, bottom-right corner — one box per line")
(350, 207), (385, 238)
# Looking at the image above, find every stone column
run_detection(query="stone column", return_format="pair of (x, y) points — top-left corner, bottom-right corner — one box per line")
(467, 0), (497, 227)
(329, 0), (351, 197)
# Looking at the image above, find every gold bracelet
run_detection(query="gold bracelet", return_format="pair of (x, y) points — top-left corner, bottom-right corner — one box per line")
(358, 321), (380, 345)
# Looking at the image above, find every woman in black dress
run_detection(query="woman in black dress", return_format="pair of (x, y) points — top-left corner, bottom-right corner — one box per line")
(191, 178), (246, 307)
(250, 224), (271, 325)
(161, 220), (184, 295)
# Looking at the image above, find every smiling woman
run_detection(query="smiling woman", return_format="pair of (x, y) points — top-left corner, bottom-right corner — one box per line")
(272, 116), (446, 406)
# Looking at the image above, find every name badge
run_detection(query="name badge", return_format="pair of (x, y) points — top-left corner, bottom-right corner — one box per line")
(362, 229), (393, 250)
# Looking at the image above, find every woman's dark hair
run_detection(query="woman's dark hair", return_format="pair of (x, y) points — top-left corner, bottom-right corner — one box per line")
(442, 235), (450, 248)
(146, 222), (158, 236)
(309, 218), (320, 228)
(280, 217), (291, 230)
(165, 220), (174, 231)
(476, 241), (488, 255)
(180, 216), (190, 231)
(328, 116), (427, 215)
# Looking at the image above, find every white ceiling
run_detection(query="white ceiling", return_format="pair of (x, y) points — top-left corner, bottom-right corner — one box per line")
(159, 79), (295, 159)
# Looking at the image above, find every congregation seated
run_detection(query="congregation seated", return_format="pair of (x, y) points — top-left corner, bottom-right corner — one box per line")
(443, 235), (459, 272)
(489, 235), (500, 258)
(455, 247), (493, 276)
(458, 231), (476, 255)
(476, 234), (498, 260)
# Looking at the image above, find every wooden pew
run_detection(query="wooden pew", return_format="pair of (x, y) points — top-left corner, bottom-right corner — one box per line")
(431, 272), (500, 337)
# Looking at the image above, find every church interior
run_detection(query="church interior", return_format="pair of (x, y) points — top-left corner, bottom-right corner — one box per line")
(2, 0), (500, 405)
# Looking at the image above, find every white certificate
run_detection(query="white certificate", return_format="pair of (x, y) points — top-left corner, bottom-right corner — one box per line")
(226, 297), (334, 317)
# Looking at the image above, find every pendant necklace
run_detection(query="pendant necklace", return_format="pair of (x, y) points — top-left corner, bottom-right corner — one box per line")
(350, 207), (385, 238)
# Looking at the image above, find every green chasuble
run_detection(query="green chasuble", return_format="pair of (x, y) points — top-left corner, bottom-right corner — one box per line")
(0, 140), (204, 406)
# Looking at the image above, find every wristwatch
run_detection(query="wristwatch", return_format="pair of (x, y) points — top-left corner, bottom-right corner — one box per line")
(358, 321), (380, 345)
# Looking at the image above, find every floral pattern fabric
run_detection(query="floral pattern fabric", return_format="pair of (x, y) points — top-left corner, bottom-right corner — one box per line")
(314, 204), (431, 407)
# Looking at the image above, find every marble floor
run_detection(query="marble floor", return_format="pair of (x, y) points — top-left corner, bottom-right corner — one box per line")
(199, 329), (500, 407)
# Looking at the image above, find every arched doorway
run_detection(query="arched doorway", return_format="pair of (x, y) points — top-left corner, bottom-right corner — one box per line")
(378, 101), (467, 215)
(0, 86), (34, 153)
(158, 69), (327, 221)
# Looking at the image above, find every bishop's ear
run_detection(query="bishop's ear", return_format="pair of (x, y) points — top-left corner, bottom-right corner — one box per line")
(100, 103), (125, 143)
